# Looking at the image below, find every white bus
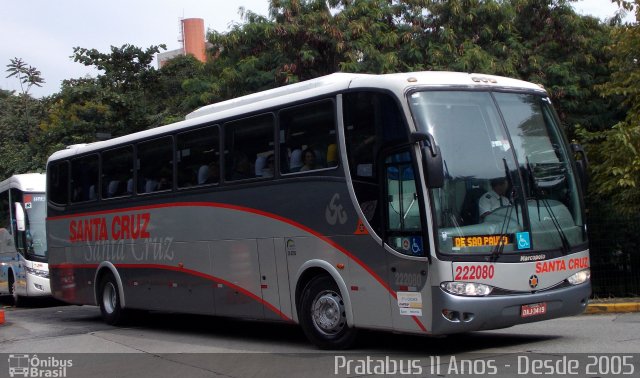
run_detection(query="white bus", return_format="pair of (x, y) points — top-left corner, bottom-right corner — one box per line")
(46, 72), (590, 349)
(0, 173), (50, 304)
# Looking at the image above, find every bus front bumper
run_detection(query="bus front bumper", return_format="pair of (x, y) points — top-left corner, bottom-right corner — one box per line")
(26, 272), (52, 297)
(430, 282), (591, 334)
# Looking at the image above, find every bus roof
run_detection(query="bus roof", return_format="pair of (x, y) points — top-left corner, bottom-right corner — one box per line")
(185, 71), (544, 120)
(47, 71), (545, 162)
(0, 173), (46, 193)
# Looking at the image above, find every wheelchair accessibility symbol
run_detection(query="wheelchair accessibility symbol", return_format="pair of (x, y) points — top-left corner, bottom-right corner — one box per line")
(401, 237), (424, 256)
(516, 232), (531, 250)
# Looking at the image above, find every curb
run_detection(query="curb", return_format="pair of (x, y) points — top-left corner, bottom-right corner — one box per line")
(585, 302), (640, 314)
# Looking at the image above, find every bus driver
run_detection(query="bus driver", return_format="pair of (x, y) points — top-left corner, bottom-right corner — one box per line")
(479, 177), (510, 219)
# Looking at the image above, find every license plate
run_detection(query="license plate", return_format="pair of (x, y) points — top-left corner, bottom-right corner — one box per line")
(521, 302), (547, 318)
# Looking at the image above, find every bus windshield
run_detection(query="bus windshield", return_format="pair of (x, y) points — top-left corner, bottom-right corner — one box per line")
(25, 193), (47, 259)
(409, 90), (587, 255)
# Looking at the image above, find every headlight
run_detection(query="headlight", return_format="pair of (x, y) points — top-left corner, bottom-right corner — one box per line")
(567, 269), (590, 285)
(441, 281), (493, 296)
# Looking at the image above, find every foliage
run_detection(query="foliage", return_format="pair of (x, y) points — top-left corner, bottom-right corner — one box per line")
(0, 89), (47, 179)
(5, 57), (45, 96)
(577, 0), (640, 216)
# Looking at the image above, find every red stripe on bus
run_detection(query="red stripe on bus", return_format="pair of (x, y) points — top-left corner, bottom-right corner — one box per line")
(49, 263), (292, 322)
(116, 263), (292, 322)
(48, 201), (427, 332)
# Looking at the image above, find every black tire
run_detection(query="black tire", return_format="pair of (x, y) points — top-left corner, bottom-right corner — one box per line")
(8, 272), (20, 307)
(98, 273), (127, 325)
(299, 275), (357, 349)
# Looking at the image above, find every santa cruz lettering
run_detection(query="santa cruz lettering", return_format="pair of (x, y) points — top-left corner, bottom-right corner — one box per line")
(535, 257), (589, 274)
(69, 213), (151, 242)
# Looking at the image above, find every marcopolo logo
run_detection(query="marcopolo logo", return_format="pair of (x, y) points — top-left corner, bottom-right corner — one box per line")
(8, 354), (73, 377)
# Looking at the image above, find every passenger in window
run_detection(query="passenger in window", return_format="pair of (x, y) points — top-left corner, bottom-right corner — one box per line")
(479, 177), (511, 219)
(299, 148), (320, 172)
(107, 180), (120, 197)
(144, 178), (157, 193)
(197, 165), (209, 185)
(262, 155), (275, 178)
(72, 185), (83, 202)
(231, 153), (251, 180)
(156, 169), (172, 191)
(327, 144), (338, 167)
(254, 156), (267, 177)
(289, 149), (303, 172)
(89, 185), (97, 200)
(198, 161), (219, 184)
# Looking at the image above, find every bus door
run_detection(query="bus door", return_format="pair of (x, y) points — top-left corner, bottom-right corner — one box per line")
(5, 189), (27, 294)
(11, 190), (26, 254)
(343, 91), (429, 331)
(9, 189), (26, 294)
(0, 190), (14, 293)
(382, 148), (430, 330)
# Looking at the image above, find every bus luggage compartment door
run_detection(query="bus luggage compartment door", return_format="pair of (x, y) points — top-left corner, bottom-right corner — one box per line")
(212, 239), (266, 319)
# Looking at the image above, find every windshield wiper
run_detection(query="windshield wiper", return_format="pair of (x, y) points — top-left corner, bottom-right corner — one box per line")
(526, 156), (571, 254)
(490, 204), (513, 261)
(491, 159), (517, 260)
(403, 193), (417, 221)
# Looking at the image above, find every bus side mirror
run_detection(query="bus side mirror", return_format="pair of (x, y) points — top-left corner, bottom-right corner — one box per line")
(571, 142), (589, 191)
(411, 132), (444, 188)
(14, 202), (26, 232)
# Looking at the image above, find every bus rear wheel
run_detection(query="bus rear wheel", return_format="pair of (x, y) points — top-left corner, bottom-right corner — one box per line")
(299, 275), (357, 349)
(98, 274), (127, 325)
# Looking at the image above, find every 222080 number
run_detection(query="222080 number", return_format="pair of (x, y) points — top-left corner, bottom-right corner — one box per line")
(455, 265), (495, 280)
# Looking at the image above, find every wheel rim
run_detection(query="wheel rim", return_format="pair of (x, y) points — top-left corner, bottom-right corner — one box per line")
(311, 289), (346, 336)
(102, 282), (117, 314)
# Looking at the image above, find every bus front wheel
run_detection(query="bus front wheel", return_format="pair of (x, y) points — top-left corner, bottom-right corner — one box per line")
(8, 273), (20, 307)
(299, 275), (357, 349)
(98, 274), (126, 325)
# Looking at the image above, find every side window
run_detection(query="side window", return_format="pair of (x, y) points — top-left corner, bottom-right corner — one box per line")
(343, 91), (409, 236)
(224, 114), (274, 181)
(279, 100), (337, 174)
(137, 136), (174, 193)
(177, 126), (220, 188)
(102, 146), (133, 198)
(0, 190), (10, 232)
(384, 150), (424, 256)
(344, 92), (407, 179)
(48, 161), (69, 205)
(71, 155), (99, 203)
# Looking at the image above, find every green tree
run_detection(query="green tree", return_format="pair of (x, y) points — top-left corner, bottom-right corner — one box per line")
(0, 89), (47, 179)
(2, 57), (47, 179)
(157, 54), (212, 123)
(577, 0), (640, 216)
(40, 44), (169, 149)
(511, 0), (619, 137)
(5, 57), (45, 96)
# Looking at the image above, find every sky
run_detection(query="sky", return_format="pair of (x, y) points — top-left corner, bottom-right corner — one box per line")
(0, 0), (633, 98)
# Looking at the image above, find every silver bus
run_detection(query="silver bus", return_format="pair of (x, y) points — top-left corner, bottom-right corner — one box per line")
(46, 72), (590, 349)
(1, 173), (50, 304)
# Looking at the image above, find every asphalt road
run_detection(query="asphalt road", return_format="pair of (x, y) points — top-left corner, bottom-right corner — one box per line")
(1, 297), (639, 377)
